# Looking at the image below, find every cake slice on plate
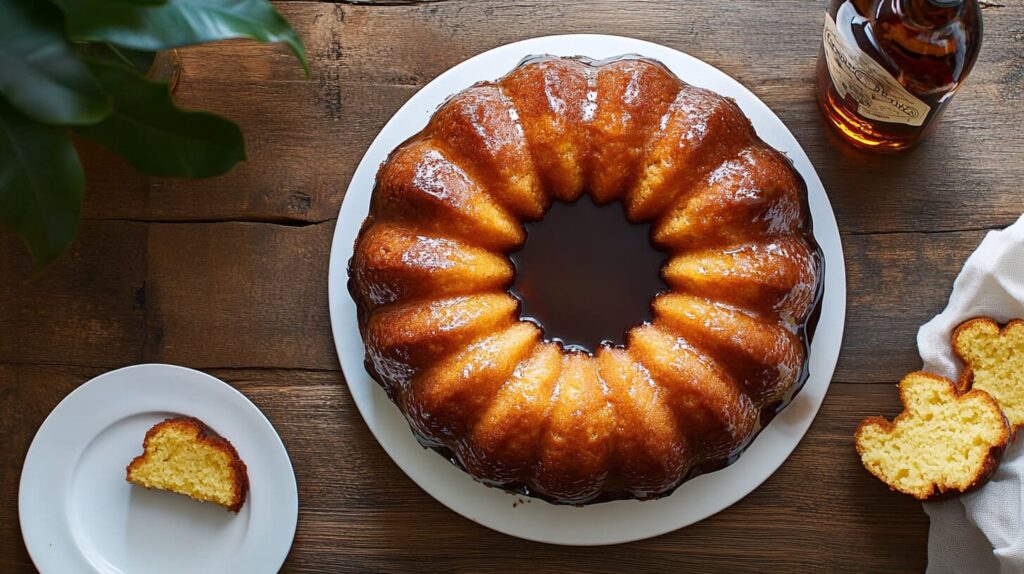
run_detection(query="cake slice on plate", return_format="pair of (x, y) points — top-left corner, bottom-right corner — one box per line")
(126, 416), (249, 512)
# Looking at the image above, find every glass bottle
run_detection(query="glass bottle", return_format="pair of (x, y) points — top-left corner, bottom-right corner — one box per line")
(816, 0), (983, 152)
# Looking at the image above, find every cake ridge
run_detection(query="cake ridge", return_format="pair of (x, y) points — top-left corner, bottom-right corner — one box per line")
(497, 56), (591, 202)
(662, 238), (817, 319)
(371, 139), (525, 253)
(626, 86), (707, 219)
(462, 340), (560, 485)
(405, 321), (540, 444)
(627, 323), (757, 463)
(424, 83), (548, 221)
(626, 84), (754, 223)
(586, 58), (684, 204)
(532, 353), (615, 503)
(652, 143), (804, 252)
(592, 359), (622, 492)
(350, 221), (514, 311)
(595, 347), (691, 497)
(652, 292), (802, 406)
(493, 80), (551, 207)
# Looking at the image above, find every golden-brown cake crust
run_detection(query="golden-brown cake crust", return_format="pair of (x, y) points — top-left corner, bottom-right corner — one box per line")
(348, 55), (823, 505)
(126, 416), (249, 513)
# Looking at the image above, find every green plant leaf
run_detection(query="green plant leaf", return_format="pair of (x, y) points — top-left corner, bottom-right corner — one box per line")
(74, 61), (246, 178)
(0, 0), (110, 126)
(0, 98), (84, 269)
(77, 43), (157, 75)
(55, 0), (309, 74)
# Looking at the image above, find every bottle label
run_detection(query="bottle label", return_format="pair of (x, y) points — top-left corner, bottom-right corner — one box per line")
(822, 15), (930, 126)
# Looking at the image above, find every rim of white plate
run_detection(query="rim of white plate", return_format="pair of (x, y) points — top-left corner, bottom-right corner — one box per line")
(327, 34), (846, 546)
(19, 364), (298, 573)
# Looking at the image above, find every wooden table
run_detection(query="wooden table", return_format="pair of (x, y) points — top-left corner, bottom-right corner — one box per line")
(2, 1), (1022, 572)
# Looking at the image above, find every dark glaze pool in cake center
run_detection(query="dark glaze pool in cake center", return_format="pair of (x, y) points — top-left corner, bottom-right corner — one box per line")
(510, 195), (669, 353)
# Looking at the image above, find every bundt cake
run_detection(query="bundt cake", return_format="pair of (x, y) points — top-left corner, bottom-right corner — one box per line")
(348, 54), (823, 505)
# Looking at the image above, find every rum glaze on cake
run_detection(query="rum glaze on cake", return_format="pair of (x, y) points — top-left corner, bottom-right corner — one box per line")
(348, 54), (824, 505)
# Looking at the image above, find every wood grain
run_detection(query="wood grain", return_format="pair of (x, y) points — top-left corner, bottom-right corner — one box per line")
(77, 1), (1024, 233)
(0, 221), (994, 382)
(0, 365), (924, 573)
(3, 0), (1023, 572)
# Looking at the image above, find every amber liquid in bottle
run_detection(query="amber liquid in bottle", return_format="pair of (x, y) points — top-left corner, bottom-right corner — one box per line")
(817, 0), (982, 151)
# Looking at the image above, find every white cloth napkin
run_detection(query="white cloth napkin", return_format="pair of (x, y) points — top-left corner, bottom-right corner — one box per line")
(916, 214), (1024, 574)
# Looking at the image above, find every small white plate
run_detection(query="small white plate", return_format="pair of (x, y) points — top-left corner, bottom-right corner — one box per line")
(19, 364), (298, 574)
(328, 34), (847, 545)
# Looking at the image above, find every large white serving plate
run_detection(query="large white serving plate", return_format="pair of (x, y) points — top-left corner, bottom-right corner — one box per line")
(328, 34), (846, 546)
(19, 364), (298, 573)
